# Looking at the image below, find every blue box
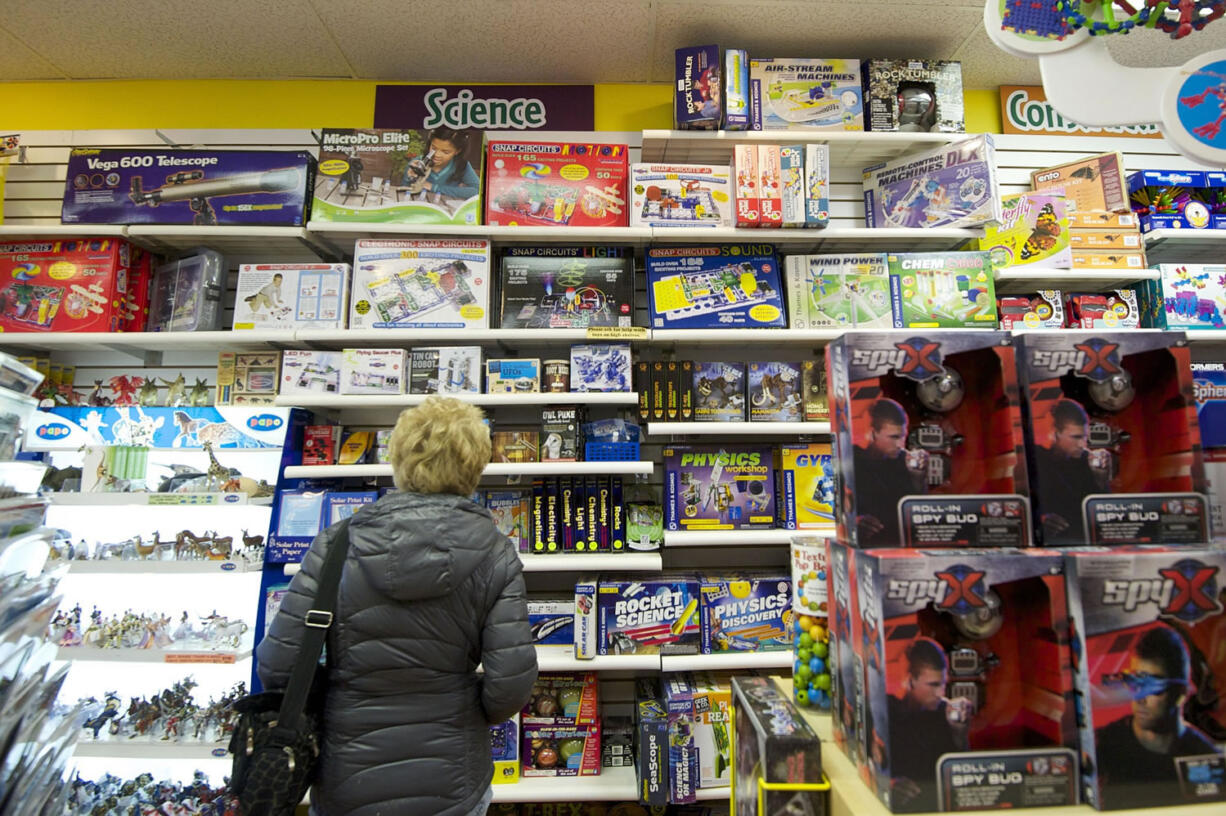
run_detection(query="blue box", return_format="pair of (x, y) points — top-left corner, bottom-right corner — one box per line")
(596, 573), (701, 655)
(527, 599), (574, 646)
(1128, 169), (1211, 232)
(662, 444), (776, 530)
(725, 49), (751, 130)
(675, 45), (722, 130)
(664, 675), (700, 804)
(646, 245), (786, 329)
(1192, 363), (1226, 448)
(692, 361), (747, 422)
(747, 361), (803, 422)
(699, 572), (791, 654)
(61, 148), (313, 226)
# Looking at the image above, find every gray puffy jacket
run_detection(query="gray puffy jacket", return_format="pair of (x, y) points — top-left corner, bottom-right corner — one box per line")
(256, 492), (538, 816)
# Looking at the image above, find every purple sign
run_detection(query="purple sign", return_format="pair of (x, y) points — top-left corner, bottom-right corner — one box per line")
(374, 85), (594, 131)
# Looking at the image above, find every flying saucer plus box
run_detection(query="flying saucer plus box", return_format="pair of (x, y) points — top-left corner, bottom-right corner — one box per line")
(61, 148), (313, 226)
(349, 238), (490, 329)
(826, 331), (1031, 548)
(863, 134), (1000, 229)
(1014, 332), (1209, 546)
(497, 246), (634, 329)
(1065, 547), (1226, 811)
(646, 245), (786, 329)
(749, 57), (863, 131)
(663, 444), (776, 530)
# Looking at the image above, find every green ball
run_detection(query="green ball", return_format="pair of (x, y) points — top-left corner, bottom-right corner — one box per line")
(813, 641), (829, 659)
(814, 673), (832, 691)
(798, 633), (814, 650)
(797, 648), (812, 664)
(808, 600), (820, 612)
(558, 689), (582, 710)
(795, 688), (811, 707)
(795, 663), (813, 681)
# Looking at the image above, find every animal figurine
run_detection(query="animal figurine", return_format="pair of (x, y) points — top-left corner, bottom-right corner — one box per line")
(189, 377), (211, 407)
(87, 380), (112, 407)
(202, 441), (229, 491)
(241, 529), (265, 549)
(108, 375), (144, 406)
(137, 379), (160, 406)
(162, 374), (186, 408)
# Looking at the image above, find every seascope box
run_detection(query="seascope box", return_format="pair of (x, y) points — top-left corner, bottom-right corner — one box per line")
(777, 443), (835, 529)
(630, 163), (734, 228)
(485, 141), (629, 228)
(635, 678), (669, 806)
(663, 444), (776, 530)
(978, 190), (1071, 269)
(315, 128), (481, 226)
(675, 45), (723, 130)
(731, 676), (825, 816)
(888, 251), (998, 329)
(350, 238), (490, 329)
(692, 361), (747, 422)
(785, 253), (892, 329)
(596, 573), (701, 655)
(1032, 152), (1128, 213)
(862, 58), (964, 133)
(645, 244), (786, 329)
(340, 348), (405, 395)
(497, 246), (634, 329)
(233, 263), (349, 331)
(749, 57), (863, 131)
(61, 148), (313, 226)
(863, 134), (1000, 229)
(699, 573), (791, 654)
(0, 238), (130, 334)
(747, 361), (802, 421)
(280, 350), (342, 396)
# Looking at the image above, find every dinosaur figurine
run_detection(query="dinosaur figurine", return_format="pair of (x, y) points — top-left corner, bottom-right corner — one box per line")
(137, 379), (160, 406)
(108, 375), (144, 406)
(162, 374), (186, 408)
(87, 380), (112, 407)
(189, 378), (211, 407)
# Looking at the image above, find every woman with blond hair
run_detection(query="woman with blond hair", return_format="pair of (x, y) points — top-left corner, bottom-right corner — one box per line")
(257, 396), (537, 816)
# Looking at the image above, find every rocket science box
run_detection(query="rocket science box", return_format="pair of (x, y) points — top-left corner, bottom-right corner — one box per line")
(646, 245), (786, 329)
(497, 246), (634, 329)
(699, 572), (792, 654)
(596, 573), (702, 656)
(663, 444), (776, 530)
(749, 57), (864, 131)
(1065, 547), (1226, 811)
(61, 148), (313, 226)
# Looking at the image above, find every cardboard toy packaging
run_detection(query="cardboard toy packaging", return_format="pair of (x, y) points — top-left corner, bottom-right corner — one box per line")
(1127, 169), (1212, 232)
(630, 163), (734, 228)
(862, 59), (965, 133)
(646, 244), (786, 329)
(777, 442), (836, 529)
(785, 253), (892, 329)
(888, 251), (998, 329)
(731, 675), (825, 816)
(863, 135), (1000, 229)
(1065, 290), (1141, 329)
(485, 141), (629, 228)
(280, 350), (342, 396)
(1032, 152), (1128, 214)
(747, 361), (803, 421)
(749, 57), (864, 131)
(675, 45), (723, 130)
(340, 348), (404, 395)
(0, 238), (131, 334)
(663, 444), (776, 530)
(699, 572), (791, 653)
(595, 573), (702, 656)
(349, 238), (490, 330)
(233, 263), (349, 331)
(1154, 263), (1226, 329)
(497, 246), (634, 329)
(490, 714), (521, 785)
(978, 190), (1071, 270)
(997, 291), (1065, 330)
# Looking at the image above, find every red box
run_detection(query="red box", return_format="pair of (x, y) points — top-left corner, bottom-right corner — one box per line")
(122, 245), (153, 332)
(303, 425), (341, 466)
(484, 141), (629, 227)
(757, 144), (782, 228)
(734, 144), (759, 227)
(1065, 290), (1140, 329)
(997, 291), (1064, 330)
(0, 237), (130, 333)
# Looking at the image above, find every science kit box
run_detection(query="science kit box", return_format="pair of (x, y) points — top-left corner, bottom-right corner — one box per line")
(730, 676), (825, 816)
(1032, 152), (1128, 214)
(749, 57), (864, 131)
(1066, 290), (1141, 329)
(594, 573), (702, 656)
(663, 444), (776, 530)
(778, 442), (836, 529)
(340, 348), (404, 395)
(863, 134), (1000, 229)
(785, 253), (892, 329)
(862, 58), (965, 133)
(1127, 169), (1211, 231)
(349, 238), (490, 329)
(1155, 264), (1226, 330)
(978, 190), (1071, 269)
(1066, 547), (1226, 811)
(646, 245), (786, 329)
(699, 572), (791, 654)
(0, 238), (130, 334)
(1014, 331), (1209, 546)
(232, 263), (349, 331)
(692, 361), (747, 422)
(630, 163), (734, 228)
(485, 141), (629, 228)
(279, 350), (342, 396)
(675, 45), (723, 130)
(747, 361), (803, 421)
(888, 251), (998, 329)
(315, 128), (481, 225)
(61, 148), (313, 226)
(998, 291), (1065, 331)
(826, 331), (1031, 548)
(497, 246), (634, 329)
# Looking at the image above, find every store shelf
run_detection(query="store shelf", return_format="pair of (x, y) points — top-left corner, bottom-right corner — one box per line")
(640, 129), (961, 167)
(73, 741), (230, 760)
(1180, 329), (1226, 343)
(62, 559), (253, 575)
(518, 552), (662, 572)
(283, 461), (655, 480)
(695, 787), (731, 802)
(490, 765), (637, 803)
(126, 225), (336, 262)
(275, 392), (637, 409)
(48, 491), (257, 506)
(648, 421), (829, 436)
(1143, 227), (1226, 264)
(295, 328), (646, 348)
(0, 225), (128, 241)
(0, 329), (292, 355)
(648, 226), (978, 253)
(307, 221), (654, 247)
(533, 646), (659, 672)
(57, 648), (251, 664)
(664, 528), (829, 547)
(651, 328), (842, 345)
(660, 651), (793, 672)
(994, 268), (1159, 294)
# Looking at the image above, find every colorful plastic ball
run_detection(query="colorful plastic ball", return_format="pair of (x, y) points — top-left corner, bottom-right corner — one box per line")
(795, 688), (811, 706)
(809, 657), (825, 675)
(798, 615), (815, 631)
(795, 663), (813, 682)
(817, 570), (826, 581)
(812, 624), (827, 641)
(558, 738), (584, 760)
(797, 647), (812, 664)
(798, 632), (814, 650)
(813, 641), (829, 659)
(814, 673), (832, 691)
(808, 600), (820, 612)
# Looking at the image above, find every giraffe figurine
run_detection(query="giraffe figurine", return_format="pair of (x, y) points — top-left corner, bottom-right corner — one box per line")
(202, 441), (229, 491)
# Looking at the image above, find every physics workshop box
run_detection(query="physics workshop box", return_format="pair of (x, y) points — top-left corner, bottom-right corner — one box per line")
(0, 238), (130, 333)
(663, 444), (777, 530)
(826, 331), (1031, 548)
(485, 141), (629, 227)
(61, 148), (313, 226)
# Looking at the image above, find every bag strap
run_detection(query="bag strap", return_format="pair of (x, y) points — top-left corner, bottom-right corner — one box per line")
(276, 515), (352, 729)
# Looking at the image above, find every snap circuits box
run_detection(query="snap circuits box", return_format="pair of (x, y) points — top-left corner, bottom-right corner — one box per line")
(645, 245), (787, 329)
(845, 544), (1079, 813)
(315, 128), (481, 226)
(497, 246), (634, 329)
(862, 59), (965, 133)
(699, 572), (792, 654)
(749, 57), (863, 131)
(888, 251), (999, 329)
(730, 675), (825, 816)
(784, 253), (892, 329)
(826, 331), (1031, 548)
(61, 148), (313, 226)
(663, 445), (777, 530)
(0, 238), (130, 333)
(778, 443), (836, 529)
(630, 163), (734, 228)
(977, 190), (1071, 270)
(1014, 331), (1209, 546)
(349, 238), (490, 329)
(675, 45), (722, 130)
(863, 134), (1001, 229)
(1155, 264), (1226, 329)
(485, 141), (629, 228)
(1065, 547), (1226, 811)
(233, 263), (350, 331)
(595, 573), (702, 656)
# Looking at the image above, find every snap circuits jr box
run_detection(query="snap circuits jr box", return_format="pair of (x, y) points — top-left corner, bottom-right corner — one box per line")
(663, 445), (777, 530)
(350, 238), (490, 329)
(61, 148), (313, 226)
(0, 238), (130, 333)
(888, 251), (998, 329)
(699, 572), (792, 654)
(862, 59), (965, 133)
(841, 543), (1079, 813)
(595, 573), (702, 656)
(233, 263), (350, 331)
(863, 134), (1001, 229)
(778, 442), (836, 529)
(826, 331), (1031, 548)
(497, 246), (634, 329)
(749, 57), (863, 131)
(645, 245), (787, 329)
(630, 163), (734, 228)
(1065, 547), (1226, 811)
(1014, 331), (1209, 546)
(731, 675), (825, 816)
(485, 141), (629, 228)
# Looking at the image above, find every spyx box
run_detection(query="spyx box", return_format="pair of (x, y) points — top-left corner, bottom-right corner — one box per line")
(826, 331), (1031, 548)
(838, 543), (1078, 813)
(1014, 332), (1209, 546)
(1065, 547), (1226, 810)
(646, 245), (786, 329)
(663, 444), (776, 530)
(596, 573), (701, 656)
(497, 246), (634, 329)
(485, 141), (629, 228)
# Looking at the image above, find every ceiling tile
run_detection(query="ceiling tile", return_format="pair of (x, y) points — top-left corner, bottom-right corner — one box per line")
(949, 27), (1042, 88)
(0, 25), (64, 79)
(313, 0), (654, 82)
(0, 0), (351, 79)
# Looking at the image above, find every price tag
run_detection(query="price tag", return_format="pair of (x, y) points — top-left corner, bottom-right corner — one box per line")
(584, 326), (648, 340)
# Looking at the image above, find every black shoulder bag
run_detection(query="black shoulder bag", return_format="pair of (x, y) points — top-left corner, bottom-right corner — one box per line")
(228, 517), (351, 816)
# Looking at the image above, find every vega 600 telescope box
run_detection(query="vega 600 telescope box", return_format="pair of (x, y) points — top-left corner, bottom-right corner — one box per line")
(60, 149), (314, 226)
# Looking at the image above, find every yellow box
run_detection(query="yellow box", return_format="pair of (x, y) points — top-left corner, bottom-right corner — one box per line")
(777, 443), (835, 529)
(1070, 250), (1146, 269)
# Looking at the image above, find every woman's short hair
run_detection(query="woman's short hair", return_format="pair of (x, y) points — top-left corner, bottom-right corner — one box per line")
(389, 396), (490, 495)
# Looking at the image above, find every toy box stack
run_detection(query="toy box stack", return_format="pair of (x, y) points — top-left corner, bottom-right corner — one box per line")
(645, 245), (786, 329)
(349, 238), (490, 330)
(526, 476), (630, 554)
(663, 445), (777, 530)
(863, 135), (1001, 229)
(0, 238), (132, 334)
(630, 163), (734, 228)
(826, 331), (1031, 547)
(784, 253), (892, 329)
(485, 141), (629, 228)
(862, 59), (964, 133)
(232, 263), (350, 331)
(749, 58), (863, 131)
(731, 676), (826, 816)
(887, 251), (998, 329)
(521, 673), (601, 778)
(497, 246), (634, 329)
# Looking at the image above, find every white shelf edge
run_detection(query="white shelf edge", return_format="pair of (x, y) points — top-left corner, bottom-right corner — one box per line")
(996, 268), (1159, 281)
(696, 786), (731, 802)
(664, 528), (831, 547)
(518, 552), (662, 572)
(73, 741), (231, 760)
(534, 646), (660, 672)
(284, 462), (654, 479)
(648, 421), (829, 436)
(62, 559), (255, 575)
(660, 651), (793, 672)
(47, 491), (257, 506)
(295, 328), (623, 344)
(57, 648), (252, 664)
(275, 392), (637, 409)
(491, 765), (638, 803)
(651, 328), (841, 343)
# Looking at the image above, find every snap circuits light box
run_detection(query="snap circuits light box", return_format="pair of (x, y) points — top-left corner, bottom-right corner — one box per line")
(784, 253), (892, 329)
(888, 251), (998, 329)
(497, 246), (634, 329)
(1013, 331), (1209, 546)
(863, 134), (1001, 229)
(778, 442), (836, 529)
(699, 572), (791, 654)
(826, 331), (1031, 548)
(977, 190), (1071, 270)
(315, 128), (481, 226)
(61, 148), (313, 226)
(630, 163), (734, 228)
(485, 141), (629, 228)
(0, 238), (130, 333)
(232, 263), (350, 331)
(595, 573), (702, 656)
(663, 444), (776, 530)
(1065, 547), (1226, 811)
(349, 238), (490, 329)
(730, 675), (825, 816)
(645, 244), (787, 329)
(749, 57), (863, 131)
(845, 544), (1079, 813)
(1154, 264), (1226, 329)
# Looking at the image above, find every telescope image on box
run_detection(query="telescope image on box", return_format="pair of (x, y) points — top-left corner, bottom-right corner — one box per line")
(129, 167), (302, 226)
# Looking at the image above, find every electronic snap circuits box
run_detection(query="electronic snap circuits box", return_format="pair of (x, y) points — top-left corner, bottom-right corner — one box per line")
(826, 331), (1031, 548)
(675, 45), (723, 130)
(233, 263), (349, 331)
(350, 238), (489, 330)
(630, 163), (734, 228)
(850, 546), (1078, 813)
(497, 246), (634, 329)
(0, 238), (130, 333)
(1127, 169), (1211, 232)
(61, 148), (313, 226)
(862, 59), (965, 133)
(747, 361), (803, 421)
(749, 57), (864, 131)
(731, 675), (825, 816)
(1032, 152), (1128, 214)
(1154, 264), (1226, 330)
(340, 348), (405, 395)
(1014, 331), (1209, 546)
(699, 572), (791, 654)
(645, 245), (786, 329)
(663, 444), (777, 530)
(978, 190), (1071, 270)
(692, 362), (747, 422)
(570, 344), (631, 392)
(596, 573), (702, 656)
(784, 253), (892, 329)
(778, 442), (836, 529)
(888, 251), (999, 329)
(1065, 547), (1226, 811)
(485, 141), (629, 228)
(315, 128), (481, 226)
(863, 134), (1001, 229)
(998, 291), (1065, 330)
(280, 349), (342, 396)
